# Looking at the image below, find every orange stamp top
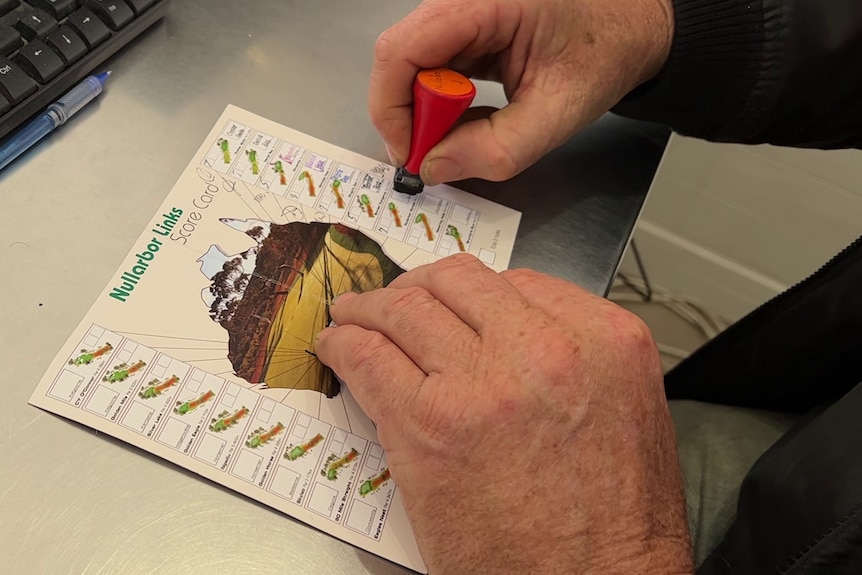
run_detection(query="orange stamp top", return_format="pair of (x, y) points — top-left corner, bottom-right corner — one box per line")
(417, 68), (475, 97)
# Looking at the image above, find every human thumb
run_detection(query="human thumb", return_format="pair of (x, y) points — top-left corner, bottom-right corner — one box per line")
(420, 93), (576, 185)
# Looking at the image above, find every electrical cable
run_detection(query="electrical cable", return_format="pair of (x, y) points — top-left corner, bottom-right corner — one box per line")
(609, 240), (729, 366)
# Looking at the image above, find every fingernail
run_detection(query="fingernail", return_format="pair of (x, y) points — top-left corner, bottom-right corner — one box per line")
(384, 143), (403, 167)
(332, 291), (357, 306)
(423, 157), (463, 186)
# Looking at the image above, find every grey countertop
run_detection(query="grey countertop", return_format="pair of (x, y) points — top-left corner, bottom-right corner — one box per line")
(0, 1), (667, 573)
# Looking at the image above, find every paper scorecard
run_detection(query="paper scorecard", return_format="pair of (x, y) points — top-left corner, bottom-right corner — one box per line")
(28, 105), (521, 573)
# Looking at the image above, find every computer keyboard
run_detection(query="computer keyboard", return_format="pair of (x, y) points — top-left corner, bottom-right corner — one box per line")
(0, 0), (170, 141)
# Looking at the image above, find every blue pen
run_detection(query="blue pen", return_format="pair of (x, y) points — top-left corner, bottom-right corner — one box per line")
(0, 71), (111, 173)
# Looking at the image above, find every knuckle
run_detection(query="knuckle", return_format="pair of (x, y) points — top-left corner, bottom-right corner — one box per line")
(603, 307), (664, 381)
(500, 268), (543, 290)
(374, 1), (446, 63)
(343, 330), (393, 375)
(373, 29), (397, 61)
(434, 252), (487, 278)
(604, 306), (657, 354)
(484, 131), (524, 181)
(531, 329), (579, 378)
(409, 384), (469, 450)
(383, 286), (437, 326)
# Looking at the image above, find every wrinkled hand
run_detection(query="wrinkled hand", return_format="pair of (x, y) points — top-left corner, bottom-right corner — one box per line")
(316, 254), (692, 574)
(369, 0), (673, 185)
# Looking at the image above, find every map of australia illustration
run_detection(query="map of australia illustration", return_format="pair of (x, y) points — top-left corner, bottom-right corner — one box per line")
(198, 218), (404, 399)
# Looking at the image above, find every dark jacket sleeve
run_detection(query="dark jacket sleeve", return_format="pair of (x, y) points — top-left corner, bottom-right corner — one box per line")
(612, 0), (862, 149)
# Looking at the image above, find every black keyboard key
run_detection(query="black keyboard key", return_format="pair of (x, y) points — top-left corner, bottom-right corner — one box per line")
(0, 25), (21, 55)
(0, 9), (15, 28)
(13, 8), (57, 41)
(29, 0), (77, 20)
(15, 39), (64, 83)
(46, 26), (86, 64)
(0, 0), (17, 18)
(0, 57), (37, 103)
(125, 0), (154, 15)
(0, 92), (9, 115)
(66, 8), (109, 48)
(86, 0), (133, 31)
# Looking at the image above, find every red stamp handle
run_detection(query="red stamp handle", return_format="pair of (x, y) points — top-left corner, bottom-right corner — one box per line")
(403, 69), (476, 174)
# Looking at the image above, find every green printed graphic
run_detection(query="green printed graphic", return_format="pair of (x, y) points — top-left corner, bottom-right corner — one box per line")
(359, 468), (391, 496)
(359, 194), (373, 217)
(331, 180), (344, 209)
(138, 375), (179, 399)
(218, 139), (231, 163)
(272, 160), (286, 185)
(103, 360), (147, 383)
(388, 202), (402, 227)
(68, 343), (113, 366)
(210, 406), (249, 432)
(246, 149), (259, 175)
(323, 448), (360, 481)
(416, 213), (434, 241)
(174, 390), (215, 415)
(246, 422), (285, 448)
(299, 171), (316, 196)
(284, 433), (324, 461)
(446, 225), (466, 252)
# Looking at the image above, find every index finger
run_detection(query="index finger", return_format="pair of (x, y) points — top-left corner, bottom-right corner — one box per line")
(501, 268), (623, 330)
(388, 253), (529, 333)
(315, 324), (425, 427)
(369, 0), (516, 163)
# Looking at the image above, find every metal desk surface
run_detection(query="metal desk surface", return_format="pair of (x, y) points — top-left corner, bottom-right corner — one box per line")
(0, 1), (667, 573)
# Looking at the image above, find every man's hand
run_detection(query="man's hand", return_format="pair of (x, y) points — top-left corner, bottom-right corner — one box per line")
(316, 254), (693, 574)
(370, 0), (674, 186)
